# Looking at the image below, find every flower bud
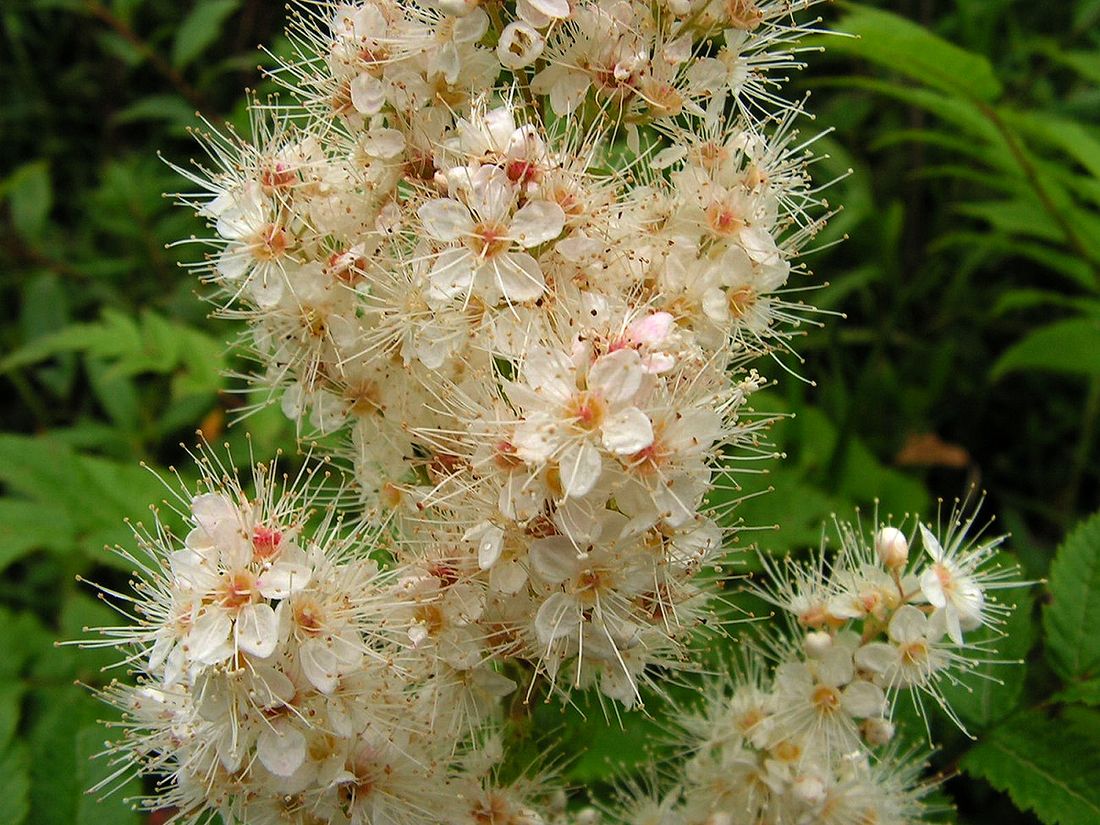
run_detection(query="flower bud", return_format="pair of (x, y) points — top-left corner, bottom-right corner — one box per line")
(802, 630), (832, 658)
(861, 716), (896, 746)
(875, 526), (909, 570)
(791, 774), (827, 806)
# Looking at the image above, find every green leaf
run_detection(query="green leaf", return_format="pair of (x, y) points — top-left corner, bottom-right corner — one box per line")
(826, 4), (1003, 101)
(963, 708), (1100, 825)
(0, 499), (76, 570)
(0, 434), (172, 568)
(1044, 511), (1100, 683)
(112, 94), (196, 127)
(27, 688), (105, 825)
(75, 726), (141, 825)
(1053, 679), (1100, 706)
(172, 0), (240, 69)
(0, 742), (30, 825)
(0, 682), (23, 755)
(3, 161), (52, 242)
(992, 318), (1100, 379)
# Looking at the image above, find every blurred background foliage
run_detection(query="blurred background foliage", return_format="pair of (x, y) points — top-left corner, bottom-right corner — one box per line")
(1, 1), (1099, 823)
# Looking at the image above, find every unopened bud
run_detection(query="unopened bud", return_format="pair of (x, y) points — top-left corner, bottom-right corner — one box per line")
(875, 526), (909, 569)
(791, 774), (827, 806)
(861, 716), (896, 746)
(803, 630), (832, 658)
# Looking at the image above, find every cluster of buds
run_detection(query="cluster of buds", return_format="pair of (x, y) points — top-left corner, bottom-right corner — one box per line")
(81, 1), (1024, 823)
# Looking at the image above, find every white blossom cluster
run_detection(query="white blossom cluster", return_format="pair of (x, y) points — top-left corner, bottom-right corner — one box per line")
(80, 1), (1024, 823)
(598, 515), (1018, 825)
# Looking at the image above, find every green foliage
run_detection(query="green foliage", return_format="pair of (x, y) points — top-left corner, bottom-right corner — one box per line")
(1044, 511), (1100, 685)
(963, 708), (1100, 825)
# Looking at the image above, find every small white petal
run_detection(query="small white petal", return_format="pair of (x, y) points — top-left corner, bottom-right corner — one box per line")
(601, 407), (653, 455)
(257, 562), (313, 599)
(236, 603), (279, 658)
(841, 680), (886, 718)
(418, 199), (473, 242)
(588, 349), (643, 406)
(257, 724), (306, 777)
(559, 441), (602, 498)
(510, 200), (565, 248)
(534, 592), (580, 642)
(301, 638), (341, 694)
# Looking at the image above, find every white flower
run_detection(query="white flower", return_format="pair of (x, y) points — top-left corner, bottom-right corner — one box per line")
(917, 523), (985, 644)
(419, 165), (565, 303)
(511, 347), (654, 498)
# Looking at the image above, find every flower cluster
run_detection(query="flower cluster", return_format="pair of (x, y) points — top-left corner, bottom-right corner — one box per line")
(80, 1), (1025, 823)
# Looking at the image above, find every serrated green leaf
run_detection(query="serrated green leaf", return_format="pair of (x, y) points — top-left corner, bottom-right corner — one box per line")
(1044, 511), (1100, 683)
(172, 0), (240, 69)
(4, 161), (52, 242)
(0, 742), (30, 825)
(992, 318), (1100, 379)
(1053, 679), (1100, 706)
(826, 5), (1002, 101)
(963, 708), (1100, 825)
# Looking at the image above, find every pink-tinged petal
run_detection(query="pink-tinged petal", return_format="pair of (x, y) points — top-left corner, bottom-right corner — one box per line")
(529, 536), (581, 584)
(534, 592), (581, 643)
(588, 349), (643, 406)
(510, 200), (565, 248)
(559, 440), (602, 498)
(418, 199), (474, 242)
(235, 602), (279, 658)
(257, 723), (306, 777)
(492, 252), (545, 302)
(601, 407), (653, 455)
(626, 312), (674, 346)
